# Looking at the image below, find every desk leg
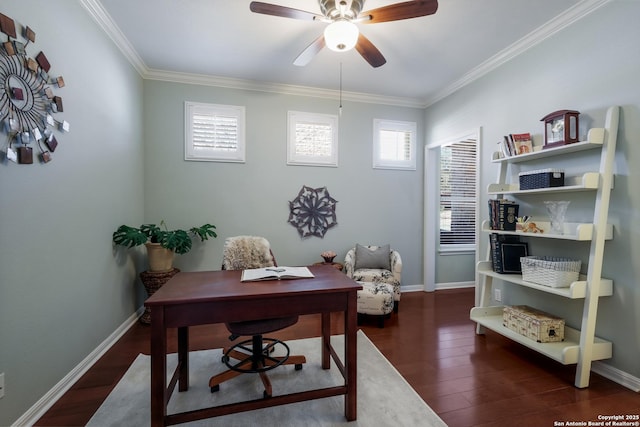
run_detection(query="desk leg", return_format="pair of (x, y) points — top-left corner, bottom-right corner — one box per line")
(178, 327), (189, 392)
(150, 306), (167, 427)
(345, 290), (358, 421)
(321, 312), (331, 369)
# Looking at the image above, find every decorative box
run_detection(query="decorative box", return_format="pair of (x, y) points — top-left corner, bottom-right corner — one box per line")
(503, 305), (565, 343)
(519, 168), (565, 190)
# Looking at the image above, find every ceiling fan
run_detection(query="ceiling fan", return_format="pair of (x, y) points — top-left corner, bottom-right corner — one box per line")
(249, 0), (438, 68)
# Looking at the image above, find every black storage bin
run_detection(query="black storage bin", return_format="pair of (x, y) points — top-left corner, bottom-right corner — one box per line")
(519, 168), (564, 190)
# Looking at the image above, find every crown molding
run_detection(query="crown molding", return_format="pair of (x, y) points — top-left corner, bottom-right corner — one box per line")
(424, 0), (612, 107)
(144, 69), (426, 108)
(80, 0), (148, 76)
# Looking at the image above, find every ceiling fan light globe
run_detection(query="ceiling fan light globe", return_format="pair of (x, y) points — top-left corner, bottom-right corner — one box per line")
(324, 20), (359, 52)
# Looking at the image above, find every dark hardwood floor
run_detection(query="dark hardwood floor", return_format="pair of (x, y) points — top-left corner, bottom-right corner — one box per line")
(34, 288), (639, 426)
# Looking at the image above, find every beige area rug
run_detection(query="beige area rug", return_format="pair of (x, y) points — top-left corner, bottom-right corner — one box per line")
(87, 330), (446, 426)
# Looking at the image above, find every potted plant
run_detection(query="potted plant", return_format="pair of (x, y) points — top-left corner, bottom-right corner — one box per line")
(113, 220), (217, 272)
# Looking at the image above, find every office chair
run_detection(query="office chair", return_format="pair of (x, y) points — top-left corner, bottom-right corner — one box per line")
(209, 236), (306, 398)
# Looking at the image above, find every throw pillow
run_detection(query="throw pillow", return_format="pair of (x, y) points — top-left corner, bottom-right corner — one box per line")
(354, 244), (391, 270)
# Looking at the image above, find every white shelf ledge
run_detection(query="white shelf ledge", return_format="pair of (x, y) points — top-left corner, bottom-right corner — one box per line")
(487, 172), (606, 195)
(481, 220), (613, 241)
(492, 129), (605, 164)
(476, 261), (613, 298)
(470, 306), (612, 365)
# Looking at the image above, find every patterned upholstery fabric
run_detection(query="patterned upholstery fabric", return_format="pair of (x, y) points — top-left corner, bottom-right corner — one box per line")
(356, 282), (394, 316)
(344, 246), (402, 307)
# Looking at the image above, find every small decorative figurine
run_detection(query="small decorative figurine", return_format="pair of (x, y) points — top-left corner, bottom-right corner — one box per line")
(517, 216), (544, 233)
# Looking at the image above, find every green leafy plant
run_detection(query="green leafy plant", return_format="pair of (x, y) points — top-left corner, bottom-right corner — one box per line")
(113, 220), (217, 255)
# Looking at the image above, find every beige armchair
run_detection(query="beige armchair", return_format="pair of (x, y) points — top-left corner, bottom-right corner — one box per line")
(344, 244), (402, 312)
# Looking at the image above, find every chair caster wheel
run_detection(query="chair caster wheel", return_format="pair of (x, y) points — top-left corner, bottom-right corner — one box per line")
(263, 390), (271, 398)
(210, 385), (220, 393)
(295, 363), (303, 371)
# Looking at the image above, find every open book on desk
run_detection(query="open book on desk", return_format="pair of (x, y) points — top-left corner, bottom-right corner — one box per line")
(241, 266), (315, 282)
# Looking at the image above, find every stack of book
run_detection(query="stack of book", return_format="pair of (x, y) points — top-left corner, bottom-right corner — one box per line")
(501, 133), (533, 157)
(490, 234), (529, 274)
(488, 199), (519, 231)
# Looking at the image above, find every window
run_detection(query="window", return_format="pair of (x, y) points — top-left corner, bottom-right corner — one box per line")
(185, 101), (245, 162)
(287, 111), (338, 167)
(373, 119), (416, 170)
(439, 138), (477, 249)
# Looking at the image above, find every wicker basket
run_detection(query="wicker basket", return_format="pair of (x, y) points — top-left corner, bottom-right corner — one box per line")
(520, 256), (581, 288)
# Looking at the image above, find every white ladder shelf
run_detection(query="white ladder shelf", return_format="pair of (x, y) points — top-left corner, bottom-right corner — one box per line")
(472, 106), (619, 388)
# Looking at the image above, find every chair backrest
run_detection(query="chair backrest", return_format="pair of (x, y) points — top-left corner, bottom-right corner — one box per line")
(222, 236), (276, 270)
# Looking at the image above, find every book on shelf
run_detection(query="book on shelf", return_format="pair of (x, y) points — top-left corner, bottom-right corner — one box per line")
(241, 266), (315, 282)
(511, 133), (533, 155)
(488, 199), (519, 231)
(498, 138), (511, 158)
(489, 234), (528, 274)
(502, 133), (533, 156)
(503, 135), (515, 156)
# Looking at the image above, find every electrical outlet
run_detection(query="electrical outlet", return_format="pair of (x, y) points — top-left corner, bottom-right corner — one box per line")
(494, 288), (502, 302)
(0, 372), (4, 399)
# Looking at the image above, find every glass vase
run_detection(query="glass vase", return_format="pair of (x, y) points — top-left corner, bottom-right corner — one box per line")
(544, 201), (570, 235)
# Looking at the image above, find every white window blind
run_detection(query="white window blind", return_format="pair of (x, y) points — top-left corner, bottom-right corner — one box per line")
(379, 129), (411, 161)
(287, 111), (338, 167)
(193, 114), (238, 151)
(185, 101), (245, 162)
(294, 122), (333, 157)
(373, 119), (416, 170)
(439, 139), (477, 247)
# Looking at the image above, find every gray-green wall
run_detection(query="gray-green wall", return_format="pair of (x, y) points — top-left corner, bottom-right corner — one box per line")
(0, 1), (144, 424)
(425, 0), (640, 381)
(142, 80), (425, 281)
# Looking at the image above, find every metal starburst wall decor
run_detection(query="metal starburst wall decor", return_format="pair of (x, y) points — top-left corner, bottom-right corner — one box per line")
(288, 185), (337, 238)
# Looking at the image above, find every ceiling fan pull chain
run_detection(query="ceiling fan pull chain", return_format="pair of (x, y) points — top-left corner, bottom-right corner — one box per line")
(339, 62), (343, 116)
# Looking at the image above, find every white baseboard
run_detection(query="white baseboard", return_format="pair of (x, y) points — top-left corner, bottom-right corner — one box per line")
(401, 281), (475, 293)
(435, 281), (476, 290)
(400, 284), (426, 292)
(592, 361), (640, 392)
(13, 308), (144, 427)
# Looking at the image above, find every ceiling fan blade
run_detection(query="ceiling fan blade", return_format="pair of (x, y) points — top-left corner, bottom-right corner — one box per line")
(293, 35), (326, 67)
(361, 0), (438, 24)
(249, 1), (321, 21)
(355, 33), (386, 68)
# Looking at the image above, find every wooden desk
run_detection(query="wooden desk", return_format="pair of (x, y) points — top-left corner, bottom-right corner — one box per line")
(145, 265), (361, 426)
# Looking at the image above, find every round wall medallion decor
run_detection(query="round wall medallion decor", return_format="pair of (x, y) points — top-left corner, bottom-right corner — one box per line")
(288, 185), (338, 238)
(1, 12), (69, 164)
